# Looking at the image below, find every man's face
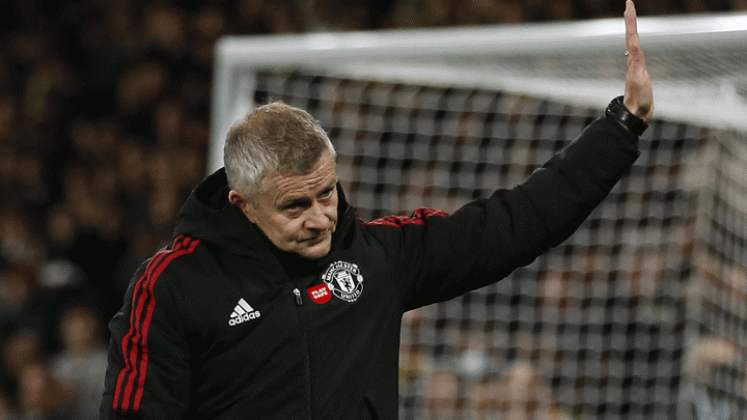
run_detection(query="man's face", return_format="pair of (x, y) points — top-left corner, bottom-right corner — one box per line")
(230, 152), (338, 260)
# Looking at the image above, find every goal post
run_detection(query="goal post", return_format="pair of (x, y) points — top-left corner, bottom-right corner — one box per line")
(209, 11), (747, 420)
(209, 11), (747, 173)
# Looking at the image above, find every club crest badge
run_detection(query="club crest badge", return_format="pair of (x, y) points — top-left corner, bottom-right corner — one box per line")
(321, 261), (363, 303)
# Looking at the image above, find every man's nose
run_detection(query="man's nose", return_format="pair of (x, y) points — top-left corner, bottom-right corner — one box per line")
(304, 201), (333, 230)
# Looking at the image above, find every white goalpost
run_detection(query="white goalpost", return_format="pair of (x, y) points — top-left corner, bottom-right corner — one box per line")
(209, 12), (747, 420)
(209, 11), (747, 173)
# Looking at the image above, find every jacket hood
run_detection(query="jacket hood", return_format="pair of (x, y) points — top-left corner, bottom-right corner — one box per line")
(173, 168), (353, 259)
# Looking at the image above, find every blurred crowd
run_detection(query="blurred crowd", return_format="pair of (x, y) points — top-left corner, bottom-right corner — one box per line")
(1, 0), (746, 419)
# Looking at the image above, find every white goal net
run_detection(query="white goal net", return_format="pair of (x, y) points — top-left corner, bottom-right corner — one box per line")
(210, 11), (747, 420)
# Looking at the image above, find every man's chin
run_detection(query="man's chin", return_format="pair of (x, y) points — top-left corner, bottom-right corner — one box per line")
(297, 240), (332, 260)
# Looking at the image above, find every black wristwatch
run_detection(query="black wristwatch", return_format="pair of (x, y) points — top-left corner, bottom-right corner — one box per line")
(605, 95), (648, 136)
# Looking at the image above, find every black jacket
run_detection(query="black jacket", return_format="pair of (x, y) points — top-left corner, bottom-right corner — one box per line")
(100, 116), (640, 419)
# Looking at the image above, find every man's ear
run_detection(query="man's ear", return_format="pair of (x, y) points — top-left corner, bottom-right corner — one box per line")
(228, 190), (256, 223)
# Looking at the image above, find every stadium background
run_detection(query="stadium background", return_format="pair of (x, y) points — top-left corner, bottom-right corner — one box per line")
(1, 0), (746, 419)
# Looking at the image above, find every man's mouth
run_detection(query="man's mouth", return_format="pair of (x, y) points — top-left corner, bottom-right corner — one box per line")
(301, 231), (330, 244)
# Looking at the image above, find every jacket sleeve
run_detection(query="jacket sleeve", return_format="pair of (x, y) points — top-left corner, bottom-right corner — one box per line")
(374, 116), (640, 310)
(100, 237), (199, 420)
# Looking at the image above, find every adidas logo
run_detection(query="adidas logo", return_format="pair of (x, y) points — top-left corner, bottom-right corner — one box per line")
(228, 298), (261, 326)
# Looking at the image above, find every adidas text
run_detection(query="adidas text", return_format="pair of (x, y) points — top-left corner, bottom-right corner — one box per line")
(229, 298), (261, 326)
(229, 311), (261, 326)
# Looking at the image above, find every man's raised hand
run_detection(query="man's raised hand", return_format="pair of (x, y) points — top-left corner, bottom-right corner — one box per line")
(623, 0), (654, 122)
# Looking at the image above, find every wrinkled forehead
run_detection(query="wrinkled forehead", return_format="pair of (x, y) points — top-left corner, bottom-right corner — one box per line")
(262, 152), (338, 204)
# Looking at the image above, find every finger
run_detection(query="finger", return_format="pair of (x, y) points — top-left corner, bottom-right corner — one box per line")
(625, 0), (640, 57)
(622, 0), (653, 121)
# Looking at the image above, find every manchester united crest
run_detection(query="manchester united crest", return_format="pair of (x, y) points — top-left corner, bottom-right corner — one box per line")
(321, 261), (363, 303)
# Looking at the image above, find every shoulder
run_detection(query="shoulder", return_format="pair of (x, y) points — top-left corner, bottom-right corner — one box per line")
(131, 235), (205, 298)
(363, 208), (448, 228)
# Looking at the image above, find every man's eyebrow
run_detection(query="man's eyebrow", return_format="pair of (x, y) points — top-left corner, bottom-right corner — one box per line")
(278, 196), (308, 208)
(276, 178), (338, 207)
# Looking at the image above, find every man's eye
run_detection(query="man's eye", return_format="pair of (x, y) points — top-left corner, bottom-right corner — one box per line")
(282, 202), (302, 212)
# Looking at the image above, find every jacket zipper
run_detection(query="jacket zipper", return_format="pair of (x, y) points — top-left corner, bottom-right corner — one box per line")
(293, 287), (313, 420)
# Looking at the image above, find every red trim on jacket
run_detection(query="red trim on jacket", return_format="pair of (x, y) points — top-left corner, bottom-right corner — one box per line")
(112, 235), (200, 413)
(363, 208), (447, 227)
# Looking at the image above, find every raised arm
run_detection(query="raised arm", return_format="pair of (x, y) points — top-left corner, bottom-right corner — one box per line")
(388, 2), (651, 310)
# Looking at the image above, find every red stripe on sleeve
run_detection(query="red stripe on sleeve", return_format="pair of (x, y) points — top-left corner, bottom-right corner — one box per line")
(113, 244), (172, 410)
(133, 237), (200, 409)
(112, 235), (199, 413)
(363, 208), (447, 227)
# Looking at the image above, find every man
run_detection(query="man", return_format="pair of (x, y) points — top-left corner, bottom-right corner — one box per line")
(100, 1), (653, 418)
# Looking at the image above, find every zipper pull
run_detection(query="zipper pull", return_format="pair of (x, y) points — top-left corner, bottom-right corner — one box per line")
(293, 288), (303, 306)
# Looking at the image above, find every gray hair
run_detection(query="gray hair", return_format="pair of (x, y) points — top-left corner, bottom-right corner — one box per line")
(223, 102), (336, 202)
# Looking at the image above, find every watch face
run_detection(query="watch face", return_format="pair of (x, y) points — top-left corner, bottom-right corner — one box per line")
(607, 96), (647, 136)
